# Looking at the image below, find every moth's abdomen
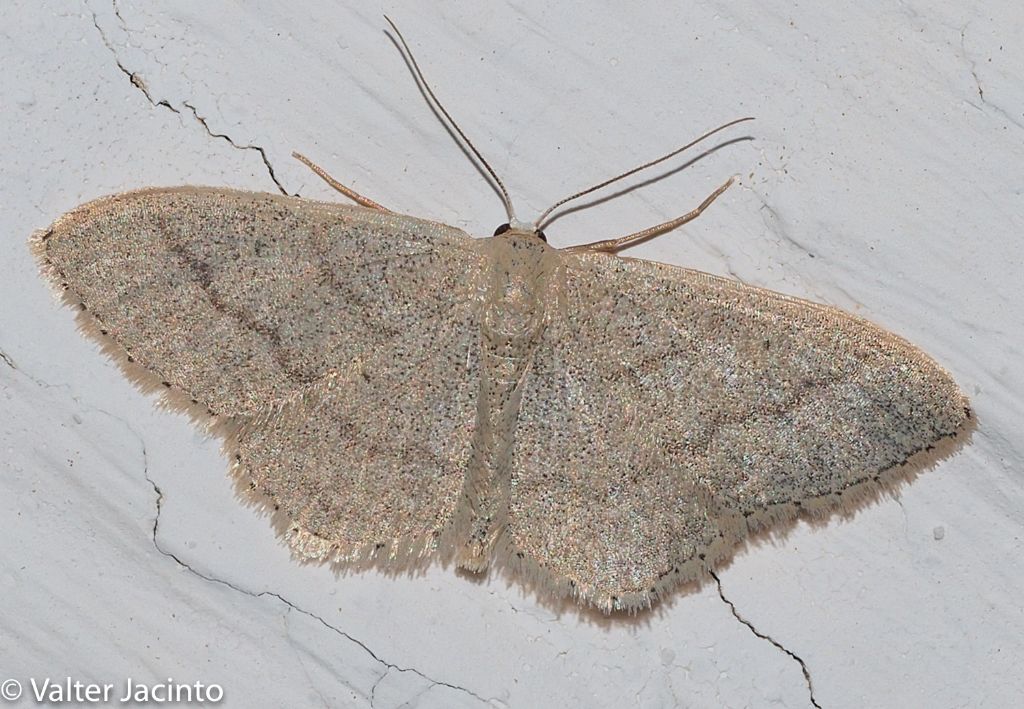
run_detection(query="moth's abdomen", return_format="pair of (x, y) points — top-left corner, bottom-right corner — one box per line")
(443, 233), (562, 568)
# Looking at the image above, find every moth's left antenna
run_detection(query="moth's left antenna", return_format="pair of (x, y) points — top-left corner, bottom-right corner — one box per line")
(384, 16), (518, 223)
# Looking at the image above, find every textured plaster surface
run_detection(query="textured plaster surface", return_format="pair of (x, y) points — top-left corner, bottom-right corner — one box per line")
(2, 2), (1022, 707)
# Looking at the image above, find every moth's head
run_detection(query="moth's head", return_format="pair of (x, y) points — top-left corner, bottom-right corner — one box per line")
(493, 219), (547, 243)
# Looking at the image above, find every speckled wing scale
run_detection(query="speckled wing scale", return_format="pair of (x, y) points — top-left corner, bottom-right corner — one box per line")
(34, 188), (484, 415)
(501, 249), (971, 611)
(34, 187), (971, 613)
(34, 188), (488, 561)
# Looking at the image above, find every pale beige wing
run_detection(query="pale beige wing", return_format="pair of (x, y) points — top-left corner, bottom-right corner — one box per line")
(231, 297), (481, 564)
(503, 251), (971, 612)
(34, 187), (483, 418)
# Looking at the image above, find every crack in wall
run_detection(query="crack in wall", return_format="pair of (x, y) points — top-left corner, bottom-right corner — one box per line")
(368, 667), (390, 707)
(182, 101), (288, 195)
(132, 438), (488, 706)
(710, 570), (821, 709)
(39, 389), (490, 707)
(745, 188), (866, 309)
(958, 25), (1023, 132)
(14, 358), (474, 705)
(1, 345), (80, 397)
(959, 26), (985, 101)
(111, 0), (125, 26)
(90, 11), (179, 113)
(757, 197), (816, 260)
(88, 6), (289, 195)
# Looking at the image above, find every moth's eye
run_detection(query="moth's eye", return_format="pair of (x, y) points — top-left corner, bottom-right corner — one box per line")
(493, 223), (511, 236)
(536, 230), (548, 243)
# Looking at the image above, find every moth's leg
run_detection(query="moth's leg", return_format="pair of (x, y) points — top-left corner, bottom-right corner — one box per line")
(564, 176), (734, 254)
(291, 152), (394, 212)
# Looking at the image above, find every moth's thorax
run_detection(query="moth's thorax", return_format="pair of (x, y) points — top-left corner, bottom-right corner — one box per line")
(480, 231), (562, 347)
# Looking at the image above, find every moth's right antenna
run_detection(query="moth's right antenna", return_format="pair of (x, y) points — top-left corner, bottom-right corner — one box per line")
(534, 116), (754, 230)
(384, 15), (518, 224)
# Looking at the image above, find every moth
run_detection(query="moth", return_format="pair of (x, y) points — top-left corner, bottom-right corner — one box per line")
(32, 19), (971, 612)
